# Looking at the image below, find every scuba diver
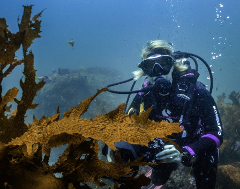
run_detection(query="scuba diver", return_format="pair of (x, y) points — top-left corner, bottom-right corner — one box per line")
(104, 40), (223, 189)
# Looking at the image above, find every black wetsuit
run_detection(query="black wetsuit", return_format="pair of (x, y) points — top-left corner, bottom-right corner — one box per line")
(127, 69), (223, 189)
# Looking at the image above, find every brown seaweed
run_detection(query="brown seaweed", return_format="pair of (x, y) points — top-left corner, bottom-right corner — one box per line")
(0, 5), (45, 143)
(228, 91), (240, 107)
(0, 5), (184, 189)
(216, 91), (240, 188)
(217, 163), (240, 189)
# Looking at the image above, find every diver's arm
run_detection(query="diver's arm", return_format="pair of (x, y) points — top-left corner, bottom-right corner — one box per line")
(182, 89), (223, 165)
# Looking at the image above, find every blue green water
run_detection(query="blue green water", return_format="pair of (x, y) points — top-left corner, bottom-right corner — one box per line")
(1, 0), (239, 102)
(1, 0), (239, 180)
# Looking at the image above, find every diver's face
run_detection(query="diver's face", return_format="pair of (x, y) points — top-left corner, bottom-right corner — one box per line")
(138, 54), (174, 77)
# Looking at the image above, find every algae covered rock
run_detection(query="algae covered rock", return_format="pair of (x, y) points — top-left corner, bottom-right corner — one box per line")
(32, 66), (127, 119)
(217, 163), (240, 189)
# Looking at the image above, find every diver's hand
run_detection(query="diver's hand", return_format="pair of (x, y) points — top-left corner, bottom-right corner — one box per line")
(155, 144), (181, 163)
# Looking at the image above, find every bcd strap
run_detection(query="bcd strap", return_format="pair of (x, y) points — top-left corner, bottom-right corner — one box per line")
(175, 69), (200, 138)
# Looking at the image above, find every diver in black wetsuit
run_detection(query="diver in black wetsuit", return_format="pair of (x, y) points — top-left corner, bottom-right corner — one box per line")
(125, 40), (223, 189)
(104, 40), (223, 188)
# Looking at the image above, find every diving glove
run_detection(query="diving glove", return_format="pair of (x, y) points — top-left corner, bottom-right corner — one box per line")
(155, 144), (181, 163)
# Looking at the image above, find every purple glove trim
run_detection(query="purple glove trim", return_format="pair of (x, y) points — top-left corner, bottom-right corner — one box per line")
(183, 146), (196, 156)
(201, 134), (220, 148)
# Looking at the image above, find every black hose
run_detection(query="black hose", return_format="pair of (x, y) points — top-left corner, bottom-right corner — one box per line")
(189, 56), (198, 71)
(187, 53), (213, 94)
(106, 77), (153, 94)
(174, 51), (213, 94)
(106, 77), (134, 88)
(123, 80), (136, 113)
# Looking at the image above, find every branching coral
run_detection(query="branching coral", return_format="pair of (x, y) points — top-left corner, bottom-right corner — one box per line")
(0, 5), (183, 189)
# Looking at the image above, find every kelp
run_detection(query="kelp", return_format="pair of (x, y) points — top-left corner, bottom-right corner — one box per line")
(0, 5), (45, 143)
(217, 163), (240, 189)
(217, 91), (240, 164)
(216, 91), (240, 188)
(217, 91), (240, 142)
(18, 5), (44, 56)
(0, 5), (183, 189)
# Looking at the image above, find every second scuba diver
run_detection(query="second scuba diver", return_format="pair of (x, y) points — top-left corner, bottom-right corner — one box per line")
(105, 40), (223, 189)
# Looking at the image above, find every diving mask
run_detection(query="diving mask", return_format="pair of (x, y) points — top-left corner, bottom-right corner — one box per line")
(138, 54), (174, 77)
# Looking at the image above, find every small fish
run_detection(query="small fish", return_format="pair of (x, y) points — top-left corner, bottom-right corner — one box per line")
(68, 38), (74, 47)
(35, 76), (53, 83)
